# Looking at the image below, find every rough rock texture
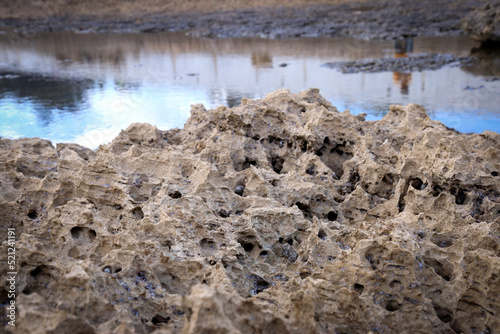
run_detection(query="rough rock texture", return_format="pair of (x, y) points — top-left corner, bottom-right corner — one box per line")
(462, 2), (500, 42)
(1, 89), (500, 334)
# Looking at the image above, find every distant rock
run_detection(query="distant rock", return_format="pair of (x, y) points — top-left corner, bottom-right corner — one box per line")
(324, 53), (475, 73)
(462, 2), (500, 42)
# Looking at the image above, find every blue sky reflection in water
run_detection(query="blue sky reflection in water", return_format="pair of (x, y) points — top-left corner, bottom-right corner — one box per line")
(0, 32), (499, 148)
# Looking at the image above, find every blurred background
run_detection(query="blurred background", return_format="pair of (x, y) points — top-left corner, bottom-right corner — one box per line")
(0, 0), (499, 148)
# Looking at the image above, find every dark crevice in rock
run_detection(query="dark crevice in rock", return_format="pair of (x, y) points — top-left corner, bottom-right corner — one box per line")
(423, 256), (454, 281)
(398, 180), (409, 213)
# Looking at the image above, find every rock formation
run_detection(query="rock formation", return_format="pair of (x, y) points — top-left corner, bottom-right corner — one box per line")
(1, 89), (499, 333)
(462, 2), (500, 43)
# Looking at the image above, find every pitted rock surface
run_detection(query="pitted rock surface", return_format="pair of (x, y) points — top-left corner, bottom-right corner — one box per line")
(1, 89), (499, 333)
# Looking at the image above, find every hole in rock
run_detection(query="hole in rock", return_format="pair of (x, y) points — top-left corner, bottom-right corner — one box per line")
(295, 202), (312, 219)
(132, 207), (144, 219)
(115, 268), (122, 273)
(240, 242), (254, 252)
(23, 265), (53, 296)
(152, 314), (171, 325)
(217, 209), (231, 218)
(31, 266), (43, 278)
(410, 177), (427, 190)
(382, 174), (394, 185)
(398, 192), (407, 213)
(103, 266), (112, 274)
(133, 177), (143, 188)
(346, 171), (360, 190)
(135, 271), (147, 284)
(242, 157), (257, 170)
(260, 251), (268, 257)
(353, 283), (365, 295)
(168, 191), (182, 199)
(455, 191), (467, 205)
(432, 185), (443, 197)
(300, 270), (311, 279)
(491, 171), (499, 177)
(252, 276), (270, 295)
(315, 149), (323, 157)
(70, 227), (84, 239)
(423, 257), (453, 281)
(433, 304), (453, 323)
(113, 204), (122, 210)
(306, 165), (316, 175)
(27, 210), (38, 220)
(327, 211), (338, 221)
(317, 229), (327, 240)
(385, 300), (401, 312)
(271, 156), (284, 174)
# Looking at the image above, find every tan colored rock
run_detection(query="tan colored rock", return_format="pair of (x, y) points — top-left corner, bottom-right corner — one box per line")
(1, 89), (499, 333)
(182, 284), (292, 334)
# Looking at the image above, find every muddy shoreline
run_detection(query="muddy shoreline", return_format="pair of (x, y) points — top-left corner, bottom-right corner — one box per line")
(0, 0), (490, 40)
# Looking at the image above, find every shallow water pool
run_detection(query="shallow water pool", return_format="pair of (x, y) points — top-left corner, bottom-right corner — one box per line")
(0, 32), (499, 148)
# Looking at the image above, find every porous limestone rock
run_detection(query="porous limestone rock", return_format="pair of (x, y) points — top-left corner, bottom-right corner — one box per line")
(0, 89), (499, 334)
